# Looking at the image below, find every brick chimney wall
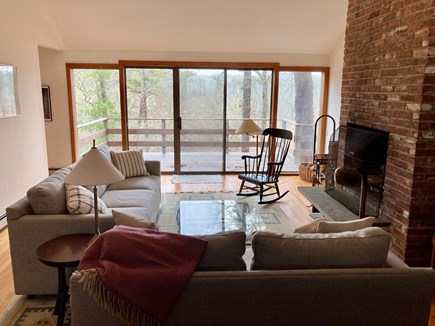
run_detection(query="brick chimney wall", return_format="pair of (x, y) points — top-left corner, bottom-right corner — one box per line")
(341, 0), (435, 266)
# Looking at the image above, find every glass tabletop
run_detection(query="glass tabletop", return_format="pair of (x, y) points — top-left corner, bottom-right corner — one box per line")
(178, 200), (269, 240)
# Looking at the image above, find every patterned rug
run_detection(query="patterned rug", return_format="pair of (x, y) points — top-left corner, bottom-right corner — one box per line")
(0, 295), (70, 326)
(157, 191), (295, 237)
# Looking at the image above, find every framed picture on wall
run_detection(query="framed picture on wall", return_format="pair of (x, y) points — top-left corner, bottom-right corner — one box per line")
(42, 85), (52, 121)
(0, 64), (21, 118)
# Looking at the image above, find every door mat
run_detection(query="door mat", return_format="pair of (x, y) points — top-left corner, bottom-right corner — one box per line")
(170, 175), (223, 184)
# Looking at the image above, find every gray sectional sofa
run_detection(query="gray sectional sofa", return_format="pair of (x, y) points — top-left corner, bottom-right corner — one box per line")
(6, 147), (161, 295)
(69, 227), (435, 326)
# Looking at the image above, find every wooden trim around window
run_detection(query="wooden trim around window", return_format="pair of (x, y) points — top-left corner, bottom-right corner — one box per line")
(66, 63), (121, 162)
(119, 60), (280, 70)
(66, 67), (76, 163)
(278, 66), (331, 154)
(65, 61), (331, 167)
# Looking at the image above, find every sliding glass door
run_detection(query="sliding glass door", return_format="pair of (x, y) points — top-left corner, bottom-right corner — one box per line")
(179, 69), (225, 173)
(226, 69), (272, 171)
(123, 65), (274, 174)
(125, 68), (174, 171)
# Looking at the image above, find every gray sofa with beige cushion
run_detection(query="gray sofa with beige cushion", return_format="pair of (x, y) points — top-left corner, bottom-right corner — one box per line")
(70, 227), (435, 325)
(6, 146), (161, 295)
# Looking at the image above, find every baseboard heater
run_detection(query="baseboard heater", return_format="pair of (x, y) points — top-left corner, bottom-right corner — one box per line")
(0, 212), (7, 230)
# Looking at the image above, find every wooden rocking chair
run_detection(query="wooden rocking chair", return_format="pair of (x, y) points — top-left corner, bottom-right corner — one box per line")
(237, 128), (293, 204)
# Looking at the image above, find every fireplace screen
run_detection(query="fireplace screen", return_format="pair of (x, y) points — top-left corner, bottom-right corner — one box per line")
(325, 124), (389, 217)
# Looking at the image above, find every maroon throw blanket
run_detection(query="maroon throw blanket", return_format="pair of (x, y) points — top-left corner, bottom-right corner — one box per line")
(78, 226), (207, 322)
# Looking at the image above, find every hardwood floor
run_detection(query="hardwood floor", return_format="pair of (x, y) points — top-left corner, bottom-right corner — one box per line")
(1, 174), (434, 325)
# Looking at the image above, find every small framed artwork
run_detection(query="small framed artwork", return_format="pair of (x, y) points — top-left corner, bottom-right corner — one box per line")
(42, 85), (52, 121)
(0, 64), (21, 118)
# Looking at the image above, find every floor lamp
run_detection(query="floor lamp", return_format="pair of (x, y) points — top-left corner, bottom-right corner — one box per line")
(235, 119), (263, 155)
(65, 141), (124, 243)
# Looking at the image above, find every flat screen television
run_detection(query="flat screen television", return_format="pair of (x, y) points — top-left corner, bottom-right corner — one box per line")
(343, 123), (389, 175)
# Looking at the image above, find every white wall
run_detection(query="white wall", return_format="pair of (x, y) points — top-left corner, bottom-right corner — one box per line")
(326, 34), (345, 142)
(39, 47), (72, 168)
(0, 0), (62, 216)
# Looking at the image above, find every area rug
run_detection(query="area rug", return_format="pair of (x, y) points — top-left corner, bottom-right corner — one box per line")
(0, 295), (70, 326)
(170, 174), (223, 184)
(157, 191), (295, 237)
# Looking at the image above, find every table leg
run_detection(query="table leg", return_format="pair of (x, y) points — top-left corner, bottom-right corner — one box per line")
(54, 266), (68, 326)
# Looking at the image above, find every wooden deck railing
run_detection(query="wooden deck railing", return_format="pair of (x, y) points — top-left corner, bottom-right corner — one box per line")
(77, 117), (311, 157)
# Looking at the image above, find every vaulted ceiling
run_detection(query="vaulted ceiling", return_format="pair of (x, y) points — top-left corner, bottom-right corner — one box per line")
(42, 0), (348, 54)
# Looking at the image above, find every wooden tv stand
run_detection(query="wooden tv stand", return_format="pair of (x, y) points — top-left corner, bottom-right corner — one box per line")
(298, 186), (390, 227)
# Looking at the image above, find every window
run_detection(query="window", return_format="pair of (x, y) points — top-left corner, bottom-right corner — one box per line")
(277, 68), (330, 171)
(67, 65), (121, 160)
(66, 63), (330, 173)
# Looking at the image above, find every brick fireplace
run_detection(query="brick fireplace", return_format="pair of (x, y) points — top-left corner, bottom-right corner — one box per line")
(341, 0), (435, 266)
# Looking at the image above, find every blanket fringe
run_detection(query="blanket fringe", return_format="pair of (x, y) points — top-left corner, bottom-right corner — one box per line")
(73, 269), (160, 326)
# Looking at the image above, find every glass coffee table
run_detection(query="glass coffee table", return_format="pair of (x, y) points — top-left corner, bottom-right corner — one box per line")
(177, 200), (274, 240)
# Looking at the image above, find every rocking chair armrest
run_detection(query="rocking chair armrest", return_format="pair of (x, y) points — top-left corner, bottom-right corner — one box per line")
(267, 160), (283, 167)
(241, 154), (261, 160)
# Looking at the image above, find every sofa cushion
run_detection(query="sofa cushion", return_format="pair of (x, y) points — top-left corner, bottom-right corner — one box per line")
(251, 227), (391, 270)
(26, 168), (70, 214)
(316, 216), (375, 233)
(102, 189), (157, 208)
(66, 184), (109, 214)
(107, 175), (160, 193)
(112, 210), (157, 230)
(110, 150), (149, 178)
(196, 231), (247, 271)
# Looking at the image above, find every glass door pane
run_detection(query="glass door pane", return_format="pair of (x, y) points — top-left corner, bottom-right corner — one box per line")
(179, 69), (225, 173)
(125, 68), (174, 172)
(226, 69), (272, 171)
(277, 71), (325, 172)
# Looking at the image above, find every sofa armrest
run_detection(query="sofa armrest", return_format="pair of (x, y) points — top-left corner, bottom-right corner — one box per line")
(145, 160), (161, 176)
(385, 251), (409, 268)
(6, 196), (33, 220)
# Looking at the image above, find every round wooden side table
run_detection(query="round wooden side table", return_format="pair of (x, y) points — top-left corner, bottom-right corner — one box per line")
(36, 234), (93, 326)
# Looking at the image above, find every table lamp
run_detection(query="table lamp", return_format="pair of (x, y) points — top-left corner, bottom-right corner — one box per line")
(235, 119), (263, 155)
(65, 140), (124, 243)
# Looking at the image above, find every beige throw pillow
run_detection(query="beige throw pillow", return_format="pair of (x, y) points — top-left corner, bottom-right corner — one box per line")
(66, 184), (109, 215)
(112, 210), (157, 230)
(251, 227), (391, 270)
(196, 231), (247, 271)
(293, 216), (375, 234)
(293, 217), (327, 233)
(110, 150), (149, 178)
(316, 216), (375, 233)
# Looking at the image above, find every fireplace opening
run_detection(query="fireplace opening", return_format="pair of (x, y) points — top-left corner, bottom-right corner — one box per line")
(325, 123), (389, 217)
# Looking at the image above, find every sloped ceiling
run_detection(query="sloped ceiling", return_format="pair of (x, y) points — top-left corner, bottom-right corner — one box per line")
(42, 0), (348, 54)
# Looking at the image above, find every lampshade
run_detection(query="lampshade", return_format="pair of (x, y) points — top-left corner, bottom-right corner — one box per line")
(235, 119), (262, 135)
(65, 147), (125, 186)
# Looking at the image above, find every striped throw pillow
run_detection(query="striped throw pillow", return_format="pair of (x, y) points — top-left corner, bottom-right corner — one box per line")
(66, 184), (109, 214)
(110, 150), (149, 178)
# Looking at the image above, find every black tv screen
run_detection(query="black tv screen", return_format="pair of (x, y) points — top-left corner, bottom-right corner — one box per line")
(344, 123), (389, 174)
